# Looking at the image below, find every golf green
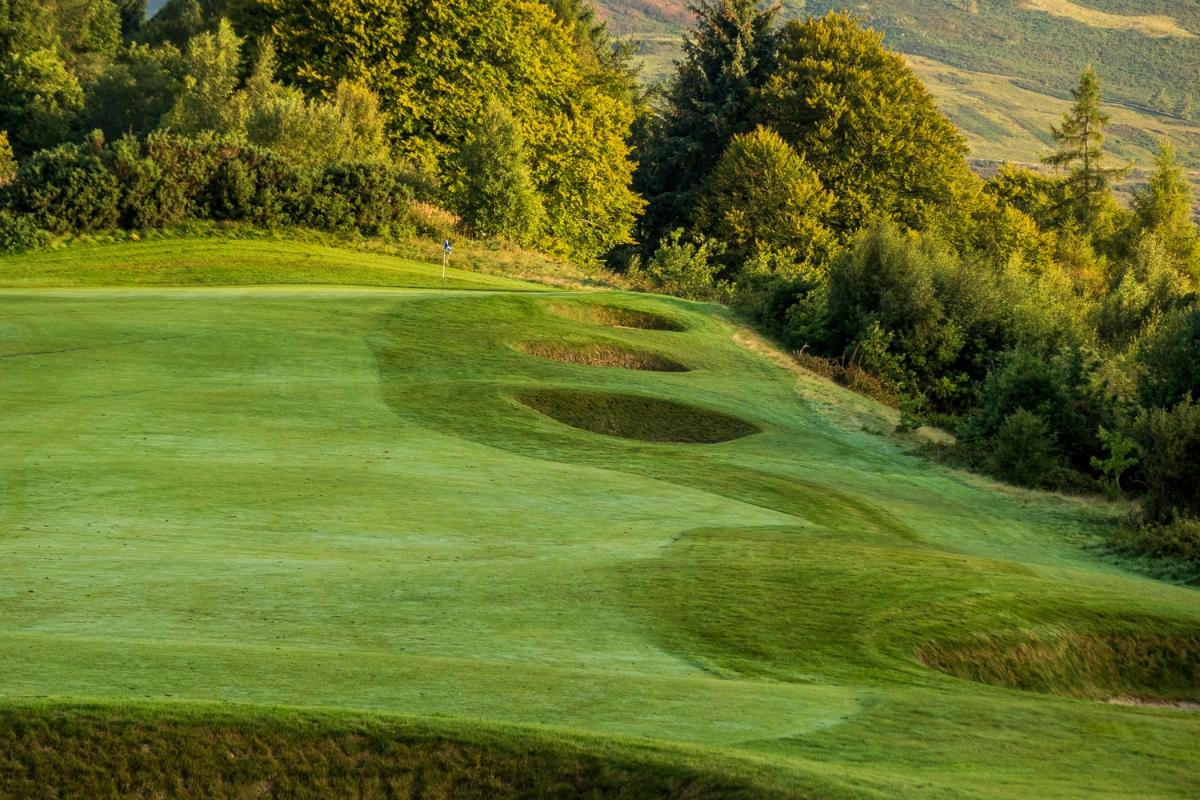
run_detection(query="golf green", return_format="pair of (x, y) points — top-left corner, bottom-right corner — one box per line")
(1, 276), (1198, 797)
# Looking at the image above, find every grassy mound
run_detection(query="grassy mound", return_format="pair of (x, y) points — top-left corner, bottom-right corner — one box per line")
(547, 301), (685, 331)
(0, 703), (782, 800)
(917, 631), (1200, 702)
(515, 341), (688, 372)
(515, 390), (757, 443)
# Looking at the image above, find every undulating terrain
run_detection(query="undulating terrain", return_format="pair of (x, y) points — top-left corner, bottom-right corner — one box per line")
(1, 241), (1198, 797)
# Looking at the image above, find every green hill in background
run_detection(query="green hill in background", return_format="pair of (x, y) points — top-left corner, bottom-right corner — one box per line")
(605, 0), (1200, 172)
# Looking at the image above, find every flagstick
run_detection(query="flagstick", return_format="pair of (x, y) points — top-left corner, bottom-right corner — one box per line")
(441, 248), (446, 295)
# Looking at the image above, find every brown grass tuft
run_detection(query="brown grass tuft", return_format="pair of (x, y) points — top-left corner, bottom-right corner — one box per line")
(917, 631), (1200, 703)
(515, 341), (688, 372)
(547, 302), (685, 331)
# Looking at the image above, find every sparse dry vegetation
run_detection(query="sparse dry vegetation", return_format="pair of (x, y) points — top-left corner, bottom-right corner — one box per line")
(546, 302), (686, 331)
(917, 631), (1200, 702)
(515, 341), (688, 372)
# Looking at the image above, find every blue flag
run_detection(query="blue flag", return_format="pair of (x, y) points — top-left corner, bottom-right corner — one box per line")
(444, 240), (452, 254)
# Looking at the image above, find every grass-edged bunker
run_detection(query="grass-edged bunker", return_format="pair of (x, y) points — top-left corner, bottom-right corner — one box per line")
(547, 302), (685, 331)
(515, 389), (758, 443)
(917, 630), (1200, 704)
(515, 341), (688, 372)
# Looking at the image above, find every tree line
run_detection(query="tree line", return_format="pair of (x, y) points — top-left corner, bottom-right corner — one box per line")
(0, 0), (1197, 579)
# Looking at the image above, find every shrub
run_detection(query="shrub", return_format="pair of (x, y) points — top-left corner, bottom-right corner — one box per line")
(1106, 518), (1200, 585)
(1133, 399), (1200, 524)
(0, 211), (51, 254)
(627, 229), (726, 301)
(961, 348), (1110, 474)
(4, 139), (121, 232)
(988, 409), (1062, 488)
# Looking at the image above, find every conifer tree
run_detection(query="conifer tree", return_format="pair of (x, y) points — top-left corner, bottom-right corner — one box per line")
(633, 0), (781, 247)
(1042, 66), (1129, 226)
(457, 100), (543, 245)
(1132, 140), (1197, 266)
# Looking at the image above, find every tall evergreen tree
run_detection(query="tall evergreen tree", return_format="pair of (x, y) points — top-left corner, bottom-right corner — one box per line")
(1042, 66), (1129, 226)
(1132, 140), (1197, 268)
(632, 0), (780, 249)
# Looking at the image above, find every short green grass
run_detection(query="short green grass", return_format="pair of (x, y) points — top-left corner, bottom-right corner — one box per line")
(1, 240), (1199, 797)
(0, 237), (549, 292)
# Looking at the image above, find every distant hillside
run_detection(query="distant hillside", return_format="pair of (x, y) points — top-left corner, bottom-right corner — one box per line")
(600, 0), (1200, 170)
(605, 0), (1200, 105)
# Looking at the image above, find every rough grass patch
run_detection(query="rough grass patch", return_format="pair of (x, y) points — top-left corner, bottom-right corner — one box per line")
(916, 631), (1200, 703)
(547, 302), (685, 331)
(515, 341), (688, 372)
(515, 390), (758, 443)
(0, 704), (779, 800)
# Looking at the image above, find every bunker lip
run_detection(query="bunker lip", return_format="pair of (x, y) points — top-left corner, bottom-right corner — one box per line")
(916, 630), (1200, 704)
(514, 341), (689, 372)
(514, 389), (758, 443)
(547, 302), (686, 331)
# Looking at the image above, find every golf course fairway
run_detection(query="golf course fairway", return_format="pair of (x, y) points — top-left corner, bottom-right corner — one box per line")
(1, 243), (1198, 798)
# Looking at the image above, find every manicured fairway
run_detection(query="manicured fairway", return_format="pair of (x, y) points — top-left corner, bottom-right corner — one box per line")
(1, 261), (1199, 796)
(0, 238), (548, 291)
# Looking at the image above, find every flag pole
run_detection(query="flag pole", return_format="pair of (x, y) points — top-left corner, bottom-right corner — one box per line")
(441, 239), (450, 295)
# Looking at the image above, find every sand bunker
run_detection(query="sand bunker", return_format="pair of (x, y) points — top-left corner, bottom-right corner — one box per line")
(515, 390), (758, 443)
(515, 341), (688, 372)
(547, 303), (685, 331)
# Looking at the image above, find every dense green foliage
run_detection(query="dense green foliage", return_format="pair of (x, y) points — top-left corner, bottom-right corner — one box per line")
(0, 0), (643, 259)
(227, 0), (643, 258)
(456, 100), (543, 244)
(627, 5), (1200, 568)
(0, 133), (429, 239)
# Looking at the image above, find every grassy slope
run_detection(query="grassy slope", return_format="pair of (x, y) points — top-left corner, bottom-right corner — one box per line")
(0, 237), (550, 291)
(1, 240), (1199, 797)
(618, 0), (1200, 106)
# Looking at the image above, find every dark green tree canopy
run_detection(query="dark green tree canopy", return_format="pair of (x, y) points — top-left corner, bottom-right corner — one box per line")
(632, 0), (780, 247)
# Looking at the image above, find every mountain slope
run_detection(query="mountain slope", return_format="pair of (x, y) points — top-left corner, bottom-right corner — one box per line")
(603, 0), (1200, 170)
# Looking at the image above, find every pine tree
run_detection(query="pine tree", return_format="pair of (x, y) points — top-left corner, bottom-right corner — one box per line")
(1132, 140), (1197, 266)
(633, 0), (781, 248)
(457, 100), (543, 245)
(1042, 66), (1129, 226)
